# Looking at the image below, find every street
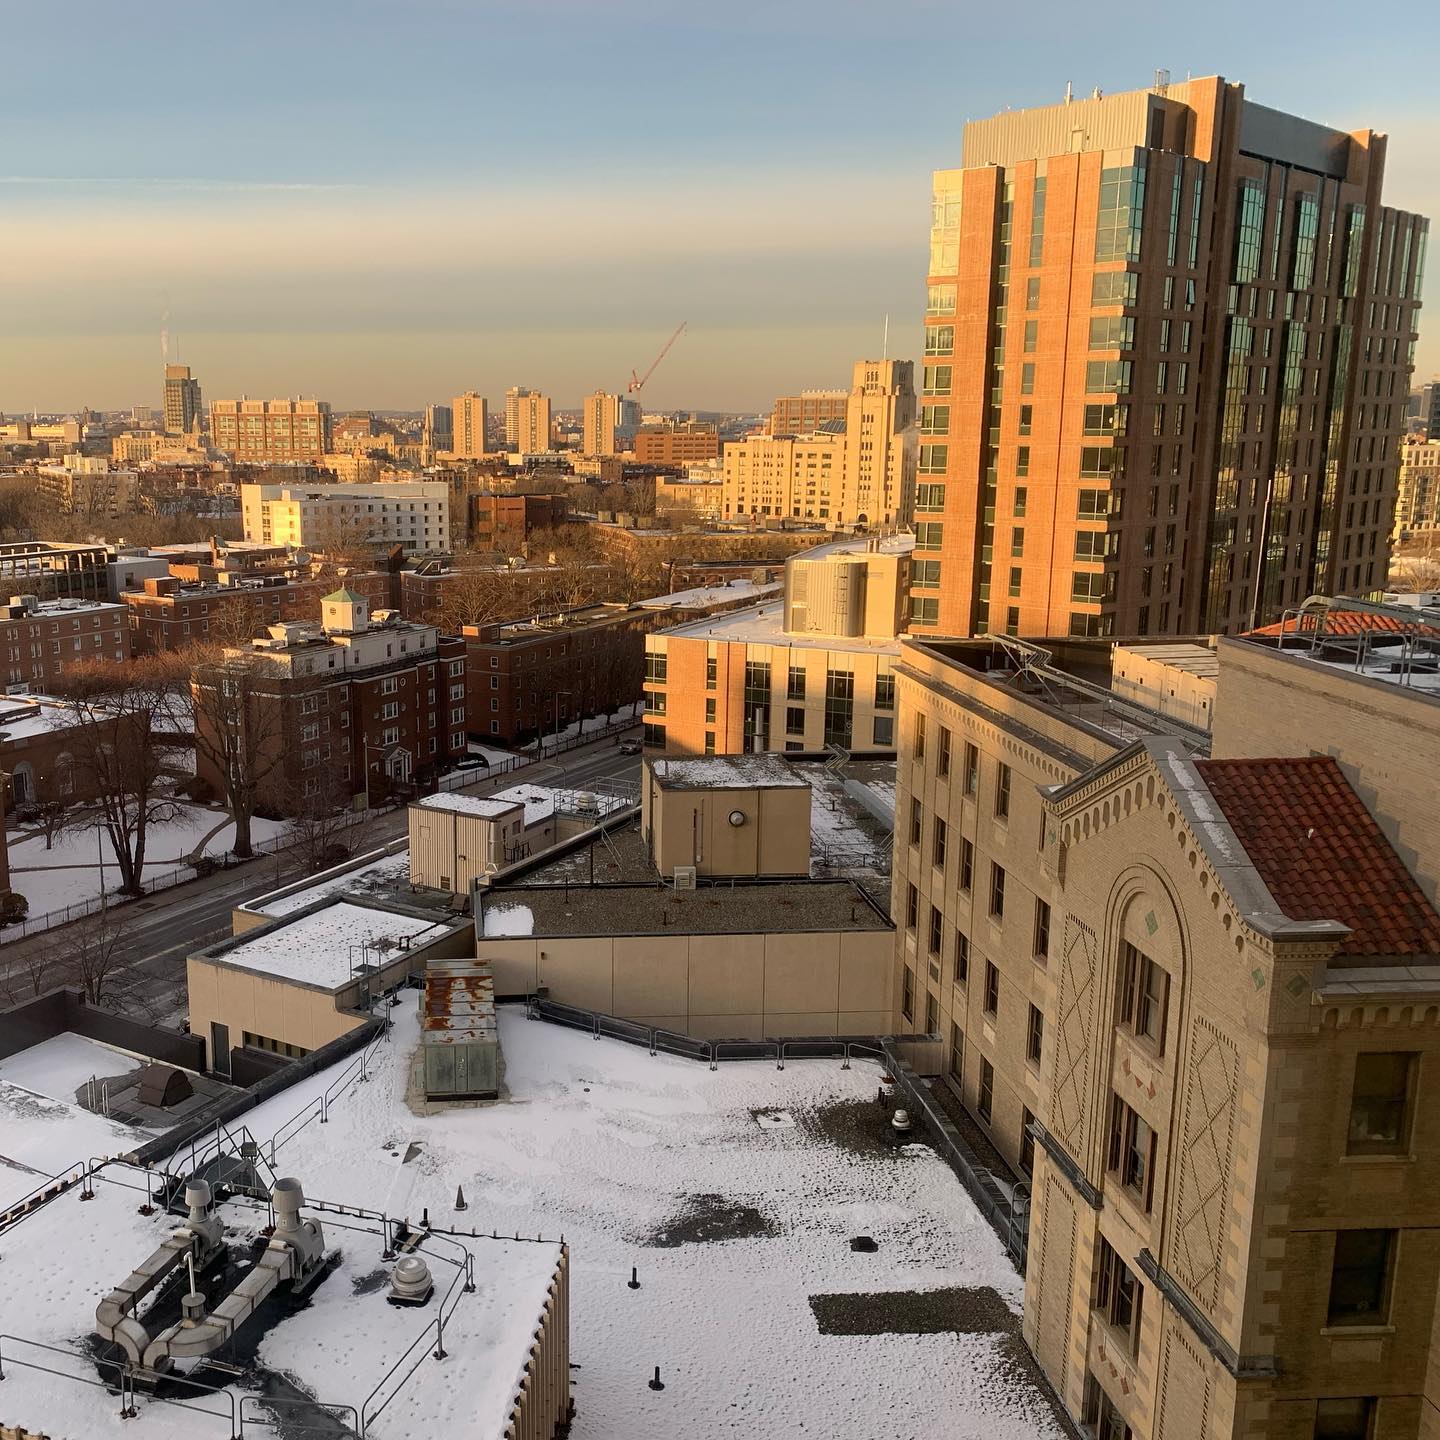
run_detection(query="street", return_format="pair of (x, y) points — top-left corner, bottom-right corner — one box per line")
(0, 735), (642, 1027)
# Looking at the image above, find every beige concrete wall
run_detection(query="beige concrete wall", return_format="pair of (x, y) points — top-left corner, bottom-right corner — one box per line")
(647, 776), (811, 877)
(409, 803), (524, 890)
(1212, 637), (1440, 904)
(483, 926), (892, 1039)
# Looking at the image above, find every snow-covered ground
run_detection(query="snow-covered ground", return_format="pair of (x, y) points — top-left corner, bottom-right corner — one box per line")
(521, 702), (641, 751)
(0, 1032), (141, 1105)
(0, 1080), (146, 1209)
(7, 806), (292, 918)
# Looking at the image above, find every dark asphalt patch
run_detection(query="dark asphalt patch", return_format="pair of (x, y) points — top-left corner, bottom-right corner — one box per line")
(808, 1286), (1015, 1336)
(641, 1193), (777, 1247)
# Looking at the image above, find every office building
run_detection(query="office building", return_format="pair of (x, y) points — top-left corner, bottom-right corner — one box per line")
(210, 398), (333, 462)
(770, 389), (848, 436)
(641, 535), (911, 756)
(724, 361), (916, 528)
(452, 392), (490, 459)
(1414, 380), (1440, 440)
(917, 76), (1427, 640)
(162, 364), (202, 435)
(582, 391), (640, 457)
(632, 422), (720, 465)
(423, 402), (453, 457)
(505, 387), (553, 452)
(240, 481), (450, 553)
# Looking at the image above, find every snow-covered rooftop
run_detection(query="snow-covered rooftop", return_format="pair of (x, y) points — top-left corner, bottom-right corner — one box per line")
(650, 754), (809, 789)
(206, 901), (452, 990)
(249, 848), (412, 919)
(636, 580), (782, 611)
(416, 792), (523, 820)
(658, 596), (904, 652)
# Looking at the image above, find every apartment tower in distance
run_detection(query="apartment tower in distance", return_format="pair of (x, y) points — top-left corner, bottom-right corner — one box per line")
(163, 364), (202, 435)
(505, 387), (553, 452)
(582, 391), (640, 457)
(423, 402), (453, 456)
(452, 391), (490, 459)
(918, 76), (1427, 639)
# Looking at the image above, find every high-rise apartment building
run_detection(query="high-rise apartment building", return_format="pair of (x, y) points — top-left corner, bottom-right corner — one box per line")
(423, 403), (453, 456)
(1393, 438), (1440, 538)
(452, 392), (490, 459)
(918, 76), (1427, 640)
(163, 364), (202, 435)
(505, 387), (553, 452)
(582, 391), (640, 457)
(241, 481), (450, 552)
(724, 360), (916, 528)
(210, 399), (333, 462)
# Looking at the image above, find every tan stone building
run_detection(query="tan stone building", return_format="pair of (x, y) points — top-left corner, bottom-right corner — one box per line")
(724, 360), (917, 529)
(891, 604), (1440, 1439)
(452, 391), (490, 459)
(1393, 438), (1440, 539)
(581, 391), (639, 457)
(918, 77), (1426, 642)
(641, 536), (912, 756)
(505, 387), (552, 452)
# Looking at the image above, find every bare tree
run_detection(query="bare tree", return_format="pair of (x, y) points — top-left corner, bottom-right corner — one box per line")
(48, 659), (187, 896)
(1389, 530), (1440, 592)
(284, 781), (372, 874)
(188, 653), (300, 859)
(62, 911), (129, 1006)
(424, 567), (516, 633)
(29, 797), (76, 852)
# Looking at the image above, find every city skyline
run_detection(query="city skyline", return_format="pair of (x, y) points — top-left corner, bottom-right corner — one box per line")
(3, 0), (1438, 411)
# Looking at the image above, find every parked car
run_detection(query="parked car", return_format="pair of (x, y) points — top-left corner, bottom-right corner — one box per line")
(617, 739), (642, 756)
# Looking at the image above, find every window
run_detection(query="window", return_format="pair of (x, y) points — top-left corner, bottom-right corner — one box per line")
(643, 722), (665, 746)
(924, 324), (954, 355)
(1094, 1238), (1143, 1353)
(949, 1023), (964, 1080)
(1086, 360), (1133, 394)
(706, 657), (717, 688)
(959, 838), (974, 891)
(954, 931), (969, 986)
(1020, 1105), (1035, 1174)
(978, 1059), (994, 1122)
(925, 990), (939, 1035)
(1033, 899), (1051, 961)
(785, 706), (805, 736)
(1016, 446), (1030, 477)
(995, 762), (1011, 818)
(963, 742), (978, 796)
(1026, 1004), (1043, 1065)
(909, 797), (923, 845)
(1091, 270), (1138, 307)
(1078, 489), (1114, 520)
(1080, 446), (1114, 477)
(922, 364), (953, 395)
(645, 651), (668, 682)
(873, 715), (894, 746)
(875, 673), (896, 710)
(912, 558), (942, 588)
(705, 698), (717, 723)
(901, 966), (915, 1023)
(988, 863), (1005, 919)
(1083, 1377), (1132, 1440)
(787, 665), (806, 700)
(983, 961), (999, 1017)
(1118, 943), (1168, 1050)
(1108, 1095), (1157, 1211)
(906, 883), (918, 931)
(1313, 1399), (1376, 1440)
(914, 713), (926, 760)
(1327, 1230), (1394, 1327)
(933, 817), (948, 869)
(920, 404), (950, 434)
(928, 905), (943, 956)
(1347, 1053), (1417, 1155)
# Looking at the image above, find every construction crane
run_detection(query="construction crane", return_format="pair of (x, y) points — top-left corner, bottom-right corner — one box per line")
(628, 321), (687, 394)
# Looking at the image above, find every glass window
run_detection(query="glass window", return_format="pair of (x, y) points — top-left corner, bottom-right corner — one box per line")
(905, 883), (918, 931)
(1347, 1053), (1417, 1155)
(963, 742), (978, 796)
(1313, 1399), (1376, 1440)
(920, 404), (950, 434)
(909, 797), (923, 845)
(928, 904), (943, 955)
(936, 725), (951, 775)
(875, 673), (896, 710)
(978, 1059), (994, 1122)
(927, 283), (957, 315)
(1086, 360), (1133, 394)
(1118, 942), (1168, 1050)
(1095, 162), (1147, 263)
(989, 862), (1005, 919)
(1026, 1003), (1043, 1064)
(1091, 270), (1139, 307)
(983, 961), (999, 1016)
(785, 705), (805, 736)
(909, 596), (939, 625)
(954, 931), (969, 986)
(922, 364), (953, 395)
(1034, 899), (1051, 960)
(995, 762), (1011, 818)
(933, 818), (948, 869)
(1327, 1230), (1394, 1327)
(1108, 1095), (1156, 1211)
(1089, 315), (1135, 350)
(959, 837), (974, 891)
(924, 325), (955, 355)
(949, 1023), (964, 1080)
(787, 665), (806, 701)
(901, 965), (915, 1022)
(1094, 1237), (1143, 1353)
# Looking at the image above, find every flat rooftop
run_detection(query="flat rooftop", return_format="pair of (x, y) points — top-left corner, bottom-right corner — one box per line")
(1115, 640), (1220, 681)
(0, 1001), (1069, 1437)
(636, 579), (782, 611)
(415, 791), (523, 820)
(479, 878), (890, 940)
(658, 597), (903, 653)
(904, 636), (1214, 758)
(651, 754), (810, 790)
(242, 846), (413, 920)
(202, 899), (455, 990)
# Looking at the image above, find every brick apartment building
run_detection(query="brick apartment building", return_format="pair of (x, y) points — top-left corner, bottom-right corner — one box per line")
(0, 596), (130, 687)
(124, 570), (392, 654)
(194, 588), (467, 813)
(462, 604), (649, 743)
(467, 492), (568, 551)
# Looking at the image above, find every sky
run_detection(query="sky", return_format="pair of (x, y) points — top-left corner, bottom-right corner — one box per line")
(2, 0), (1438, 414)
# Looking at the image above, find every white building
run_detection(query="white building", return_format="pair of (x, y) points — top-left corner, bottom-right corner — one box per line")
(240, 481), (450, 553)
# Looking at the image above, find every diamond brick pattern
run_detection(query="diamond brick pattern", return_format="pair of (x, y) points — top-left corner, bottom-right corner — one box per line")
(1196, 755), (1440, 960)
(1051, 918), (1098, 1153)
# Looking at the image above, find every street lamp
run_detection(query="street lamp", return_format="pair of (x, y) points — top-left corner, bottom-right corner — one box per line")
(545, 690), (575, 757)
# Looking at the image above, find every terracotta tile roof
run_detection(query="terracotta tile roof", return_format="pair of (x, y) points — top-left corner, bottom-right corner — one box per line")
(1195, 756), (1440, 960)
(1246, 611), (1440, 639)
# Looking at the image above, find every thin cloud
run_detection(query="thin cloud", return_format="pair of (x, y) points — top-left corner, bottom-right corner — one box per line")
(0, 176), (362, 192)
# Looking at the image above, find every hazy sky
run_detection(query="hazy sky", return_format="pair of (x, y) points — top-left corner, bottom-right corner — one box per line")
(3, 0), (1437, 413)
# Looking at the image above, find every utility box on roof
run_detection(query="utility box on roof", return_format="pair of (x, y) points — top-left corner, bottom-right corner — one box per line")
(422, 957), (499, 1100)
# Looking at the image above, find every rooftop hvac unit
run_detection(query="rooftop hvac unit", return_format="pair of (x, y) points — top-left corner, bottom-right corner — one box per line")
(673, 865), (697, 891)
